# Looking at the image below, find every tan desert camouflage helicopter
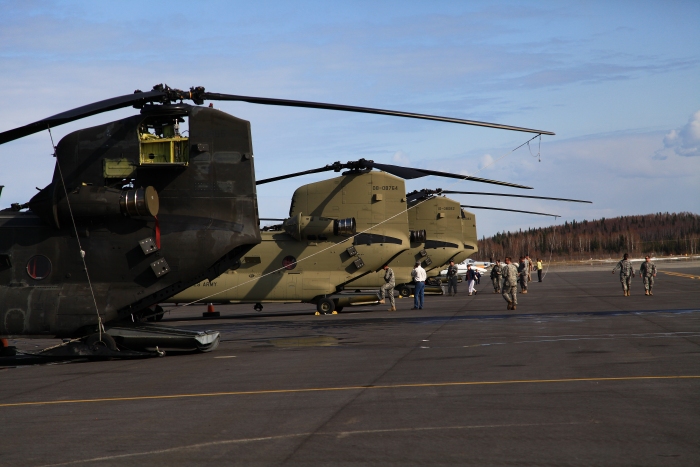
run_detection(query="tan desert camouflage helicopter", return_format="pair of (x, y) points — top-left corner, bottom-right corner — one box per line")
(166, 158), (531, 314)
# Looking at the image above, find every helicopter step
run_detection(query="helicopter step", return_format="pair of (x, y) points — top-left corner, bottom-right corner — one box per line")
(349, 283), (444, 299)
(104, 323), (220, 353)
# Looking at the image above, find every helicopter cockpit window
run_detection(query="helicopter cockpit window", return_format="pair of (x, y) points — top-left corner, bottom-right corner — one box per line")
(26, 255), (51, 280)
(139, 116), (189, 166)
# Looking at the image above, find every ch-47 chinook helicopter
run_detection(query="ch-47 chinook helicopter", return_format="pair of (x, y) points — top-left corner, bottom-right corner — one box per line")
(166, 158), (530, 314)
(0, 84), (554, 356)
(350, 188), (592, 295)
(343, 192), (479, 297)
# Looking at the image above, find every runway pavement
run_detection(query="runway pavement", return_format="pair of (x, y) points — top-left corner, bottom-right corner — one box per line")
(1, 265), (699, 466)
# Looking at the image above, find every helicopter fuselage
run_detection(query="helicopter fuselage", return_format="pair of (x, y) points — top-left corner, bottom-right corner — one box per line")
(0, 105), (260, 337)
(168, 172), (410, 307)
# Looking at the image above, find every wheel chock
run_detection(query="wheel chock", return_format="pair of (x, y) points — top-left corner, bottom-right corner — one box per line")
(202, 303), (220, 318)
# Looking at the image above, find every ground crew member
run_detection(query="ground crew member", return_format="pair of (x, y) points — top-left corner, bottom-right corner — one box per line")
(537, 258), (543, 282)
(466, 264), (478, 295)
(446, 260), (459, 296)
(526, 254), (533, 282)
(639, 255), (657, 296)
(612, 253), (635, 296)
(518, 256), (528, 293)
(501, 257), (519, 310)
(378, 264), (396, 311)
(490, 260), (502, 293)
(411, 262), (426, 309)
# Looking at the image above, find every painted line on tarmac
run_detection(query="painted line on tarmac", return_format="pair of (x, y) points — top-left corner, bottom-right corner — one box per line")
(1, 375), (698, 409)
(463, 332), (700, 347)
(33, 420), (597, 466)
(661, 271), (700, 280)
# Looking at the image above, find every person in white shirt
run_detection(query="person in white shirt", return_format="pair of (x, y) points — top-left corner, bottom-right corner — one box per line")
(411, 262), (427, 309)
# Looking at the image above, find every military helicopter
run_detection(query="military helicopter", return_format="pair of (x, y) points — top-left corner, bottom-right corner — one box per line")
(334, 184), (592, 296)
(0, 84), (555, 356)
(166, 157), (529, 314)
(341, 194), (473, 296)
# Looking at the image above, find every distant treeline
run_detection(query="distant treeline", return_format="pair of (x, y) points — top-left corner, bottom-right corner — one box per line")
(478, 212), (700, 261)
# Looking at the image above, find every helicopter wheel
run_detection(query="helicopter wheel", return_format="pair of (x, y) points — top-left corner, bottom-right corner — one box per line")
(254, 303), (263, 312)
(399, 286), (412, 297)
(147, 305), (165, 322)
(84, 333), (118, 352)
(316, 298), (335, 315)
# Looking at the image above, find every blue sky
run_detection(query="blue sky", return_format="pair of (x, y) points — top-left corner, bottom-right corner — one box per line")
(1, 0), (698, 238)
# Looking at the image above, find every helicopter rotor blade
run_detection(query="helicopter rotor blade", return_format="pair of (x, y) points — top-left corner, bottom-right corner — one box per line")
(373, 164), (532, 189)
(1, 84), (555, 146)
(203, 92), (555, 136)
(0, 90), (166, 145)
(461, 205), (560, 218)
(257, 159), (532, 189)
(444, 191), (591, 203)
(256, 163), (343, 185)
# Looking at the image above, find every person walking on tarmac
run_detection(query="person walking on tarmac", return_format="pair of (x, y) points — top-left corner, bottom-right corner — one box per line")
(446, 260), (459, 296)
(466, 264), (479, 296)
(536, 258), (543, 282)
(612, 253), (635, 296)
(501, 257), (519, 310)
(526, 254), (533, 282)
(518, 256), (529, 294)
(490, 260), (502, 293)
(411, 262), (427, 310)
(378, 264), (396, 311)
(639, 255), (657, 296)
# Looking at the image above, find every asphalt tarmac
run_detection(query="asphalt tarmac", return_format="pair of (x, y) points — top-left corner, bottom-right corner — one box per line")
(1, 264), (699, 466)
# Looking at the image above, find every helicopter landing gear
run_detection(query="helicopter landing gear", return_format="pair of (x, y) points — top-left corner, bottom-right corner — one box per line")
(84, 332), (118, 352)
(146, 305), (165, 322)
(254, 303), (263, 312)
(316, 297), (335, 315)
(399, 285), (412, 297)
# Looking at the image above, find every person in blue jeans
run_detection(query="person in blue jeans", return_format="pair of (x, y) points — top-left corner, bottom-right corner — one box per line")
(411, 261), (427, 309)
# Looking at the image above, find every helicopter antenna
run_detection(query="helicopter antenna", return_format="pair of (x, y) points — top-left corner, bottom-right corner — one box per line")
(48, 126), (104, 339)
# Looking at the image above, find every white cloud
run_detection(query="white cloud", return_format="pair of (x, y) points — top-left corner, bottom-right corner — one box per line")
(478, 153), (495, 171)
(391, 150), (410, 165)
(662, 110), (700, 157)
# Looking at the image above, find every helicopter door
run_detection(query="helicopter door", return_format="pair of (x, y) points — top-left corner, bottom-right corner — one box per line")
(286, 272), (301, 300)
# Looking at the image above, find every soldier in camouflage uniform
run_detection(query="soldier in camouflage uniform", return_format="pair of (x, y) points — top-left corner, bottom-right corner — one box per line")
(446, 260), (459, 296)
(518, 256), (529, 294)
(612, 253), (635, 296)
(379, 264), (397, 311)
(501, 257), (519, 310)
(639, 255), (657, 296)
(490, 260), (502, 293)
